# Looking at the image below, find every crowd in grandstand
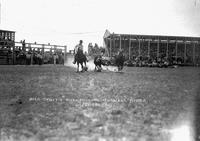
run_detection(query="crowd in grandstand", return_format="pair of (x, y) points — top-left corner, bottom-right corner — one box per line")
(124, 55), (185, 67)
(87, 42), (199, 67)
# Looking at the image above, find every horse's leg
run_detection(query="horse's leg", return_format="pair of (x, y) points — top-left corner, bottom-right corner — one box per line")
(99, 63), (102, 71)
(121, 63), (124, 70)
(81, 63), (84, 72)
(118, 65), (120, 71)
(120, 61), (124, 71)
(120, 66), (122, 71)
(118, 63), (121, 71)
(84, 61), (87, 71)
(94, 63), (97, 71)
(77, 63), (79, 72)
(84, 61), (86, 68)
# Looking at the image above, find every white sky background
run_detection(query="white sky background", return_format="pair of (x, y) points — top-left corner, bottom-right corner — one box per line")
(1, 0), (200, 51)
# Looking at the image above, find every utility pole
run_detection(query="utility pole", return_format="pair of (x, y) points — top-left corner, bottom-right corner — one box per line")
(0, 0), (2, 26)
(0, 1), (1, 26)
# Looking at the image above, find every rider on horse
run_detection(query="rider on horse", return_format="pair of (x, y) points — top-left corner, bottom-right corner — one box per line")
(73, 40), (83, 64)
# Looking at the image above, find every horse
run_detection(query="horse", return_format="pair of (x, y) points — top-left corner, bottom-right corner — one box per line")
(75, 49), (87, 72)
(115, 51), (125, 71)
(94, 55), (103, 72)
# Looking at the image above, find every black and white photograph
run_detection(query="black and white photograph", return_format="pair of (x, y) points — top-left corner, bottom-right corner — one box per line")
(0, 0), (200, 141)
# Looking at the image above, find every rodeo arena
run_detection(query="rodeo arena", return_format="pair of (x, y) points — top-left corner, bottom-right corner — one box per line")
(1, 28), (200, 141)
(1, 29), (200, 68)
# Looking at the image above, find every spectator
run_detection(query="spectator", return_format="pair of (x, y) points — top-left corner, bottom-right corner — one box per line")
(22, 40), (26, 51)
(53, 53), (58, 65)
(26, 51), (32, 65)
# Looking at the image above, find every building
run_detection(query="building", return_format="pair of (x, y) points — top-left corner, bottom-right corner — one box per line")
(0, 29), (15, 64)
(0, 29), (15, 48)
(103, 30), (200, 65)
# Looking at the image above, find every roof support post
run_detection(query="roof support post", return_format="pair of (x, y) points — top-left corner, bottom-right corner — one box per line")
(110, 37), (112, 57)
(129, 37), (131, 60)
(113, 37), (115, 53)
(193, 42), (195, 65)
(12, 45), (16, 65)
(148, 40), (150, 58)
(138, 38), (141, 57)
(42, 44), (45, 62)
(64, 45), (67, 65)
(175, 40), (178, 62)
(157, 38), (160, 58)
(184, 40), (187, 64)
(166, 39), (169, 58)
(120, 35), (121, 50)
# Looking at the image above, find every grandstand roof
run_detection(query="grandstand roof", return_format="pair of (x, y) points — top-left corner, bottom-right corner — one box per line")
(0, 29), (15, 33)
(104, 30), (200, 42)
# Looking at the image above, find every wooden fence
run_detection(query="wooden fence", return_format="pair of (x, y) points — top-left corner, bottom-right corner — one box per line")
(0, 41), (67, 65)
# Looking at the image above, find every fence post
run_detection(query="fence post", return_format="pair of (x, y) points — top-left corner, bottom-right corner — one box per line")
(148, 40), (150, 59)
(184, 40), (186, 64)
(110, 38), (112, 57)
(120, 35), (121, 50)
(42, 44), (45, 64)
(175, 41), (178, 62)
(42, 44), (45, 54)
(193, 42), (195, 65)
(50, 47), (52, 55)
(54, 45), (57, 53)
(12, 45), (16, 65)
(138, 39), (141, 57)
(157, 38), (159, 58)
(129, 37), (131, 60)
(29, 44), (33, 65)
(166, 39), (169, 58)
(64, 45), (67, 65)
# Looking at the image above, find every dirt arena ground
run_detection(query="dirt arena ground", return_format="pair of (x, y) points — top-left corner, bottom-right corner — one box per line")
(0, 65), (199, 141)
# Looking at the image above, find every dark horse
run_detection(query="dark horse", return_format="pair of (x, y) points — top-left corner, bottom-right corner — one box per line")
(94, 51), (125, 72)
(94, 55), (103, 72)
(76, 49), (87, 72)
(115, 51), (125, 71)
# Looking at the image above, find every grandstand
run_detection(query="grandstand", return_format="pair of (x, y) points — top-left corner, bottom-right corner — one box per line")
(103, 30), (200, 66)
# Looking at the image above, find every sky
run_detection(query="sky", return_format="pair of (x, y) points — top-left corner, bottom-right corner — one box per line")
(1, 0), (200, 51)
